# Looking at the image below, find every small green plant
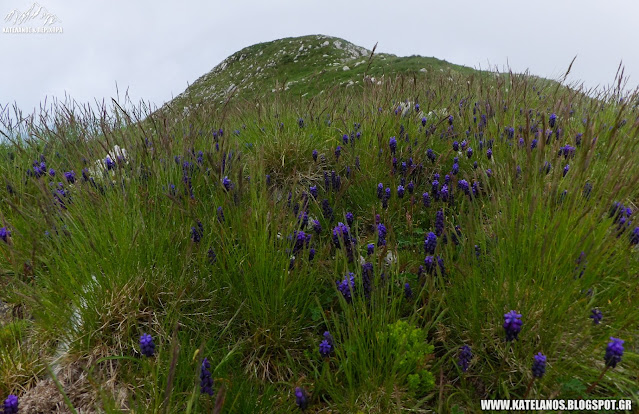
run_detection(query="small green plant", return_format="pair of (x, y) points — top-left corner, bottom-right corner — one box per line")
(380, 320), (435, 395)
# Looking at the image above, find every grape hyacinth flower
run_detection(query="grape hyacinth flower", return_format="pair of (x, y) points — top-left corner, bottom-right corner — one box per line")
(422, 117), (427, 126)
(407, 181), (414, 194)
(422, 192), (431, 208)
(424, 232), (437, 254)
(3, 395), (18, 414)
(389, 136), (397, 154)
(503, 310), (523, 342)
(397, 185), (405, 198)
(200, 357), (214, 396)
(532, 352), (547, 378)
(335, 146), (341, 160)
(404, 282), (413, 299)
(458, 345), (472, 372)
(549, 113), (557, 128)
(631, 227), (639, 245)
(377, 183), (384, 199)
(337, 273), (356, 302)
(319, 331), (334, 358)
(345, 212), (354, 227)
(342, 134), (349, 145)
(105, 156), (115, 170)
(49, 168), (56, 177)
(435, 210), (444, 236)
(312, 149), (318, 162)
(590, 308), (603, 325)
(427, 148), (436, 163)
(140, 333), (156, 357)
(312, 219), (322, 235)
(486, 148), (492, 159)
(458, 179), (470, 195)
(309, 185), (318, 199)
(467, 147), (473, 159)
(563, 164), (570, 177)
(222, 176), (232, 191)
(424, 256), (435, 274)
(452, 141), (459, 151)
(604, 337), (624, 368)
(309, 248), (315, 261)
(0, 227), (10, 243)
(367, 243), (375, 255)
(295, 387), (309, 411)
(377, 223), (387, 247)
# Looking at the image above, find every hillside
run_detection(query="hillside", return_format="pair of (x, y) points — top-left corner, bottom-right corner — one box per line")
(164, 35), (479, 113)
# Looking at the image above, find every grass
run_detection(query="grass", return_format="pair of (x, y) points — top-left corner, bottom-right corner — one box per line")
(1, 36), (638, 413)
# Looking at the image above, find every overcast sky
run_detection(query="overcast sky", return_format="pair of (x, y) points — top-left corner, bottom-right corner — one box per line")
(1, 0), (638, 118)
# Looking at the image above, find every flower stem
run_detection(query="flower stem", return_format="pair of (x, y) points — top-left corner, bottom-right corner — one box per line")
(523, 377), (535, 399)
(586, 366), (609, 394)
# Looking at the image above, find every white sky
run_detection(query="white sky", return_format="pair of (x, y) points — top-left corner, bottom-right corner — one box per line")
(1, 0), (638, 116)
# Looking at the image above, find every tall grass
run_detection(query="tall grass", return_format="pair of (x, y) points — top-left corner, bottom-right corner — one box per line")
(1, 68), (638, 413)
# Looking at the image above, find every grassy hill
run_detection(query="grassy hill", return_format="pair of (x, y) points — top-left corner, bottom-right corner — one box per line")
(163, 35), (480, 114)
(0, 35), (638, 413)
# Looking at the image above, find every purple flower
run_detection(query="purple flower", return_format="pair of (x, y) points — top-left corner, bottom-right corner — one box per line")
(319, 331), (334, 357)
(422, 117), (427, 126)
(448, 115), (454, 125)
(458, 180), (470, 195)
(295, 387), (309, 411)
(105, 156), (115, 170)
(312, 149), (318, 161)
(466, 147), (473, 159)
(427, 148), (436, 163)
(604, 337), (624, 368)
(435, 210), (444, 236)
(377, 223), (387, 247)
(345, 212), (354, 227)
(200, 357), (214, 396)
(422, 192), (431, 208)
(217, 206), (225, 223)
(312, 220), (322, 235)
(367, 243), (375, 255)
(377, 183), (384, 199)
(49, 168), (55, 177)
(503, 310), (523, 342)
(531, 139), (538, 149)
(452, 141), (459, 151)
(397, 185), (405, 198)
(590, 308), (603, 325)
(532, 352), (547, 378)
(404, 282), (413, 299)
(335, 146), (341, 160)
(424, 256), (435, 274)
(309, 248), (316, 261)
(424, 232), (437, 254)
(549, 113), (557, 128)
(343, 134), (349, 145)
(389, 136), (397, 154)
(337, 273), (356, 302)
(407, 181), (414, 194)
(140, 333), (156, 357)
(0, 227), (10, 243)
(309, 185), (318, 199)
(631, 227), (639, 245)
(458, 345), (472, 372)
(3, 395), (18, 414)
(222, 176), (232, 191)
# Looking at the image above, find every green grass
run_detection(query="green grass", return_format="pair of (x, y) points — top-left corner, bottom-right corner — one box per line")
(1, 36), (638, 413)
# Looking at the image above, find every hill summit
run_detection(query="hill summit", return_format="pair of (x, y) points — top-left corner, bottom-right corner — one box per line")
(166, 34), (474, 112)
